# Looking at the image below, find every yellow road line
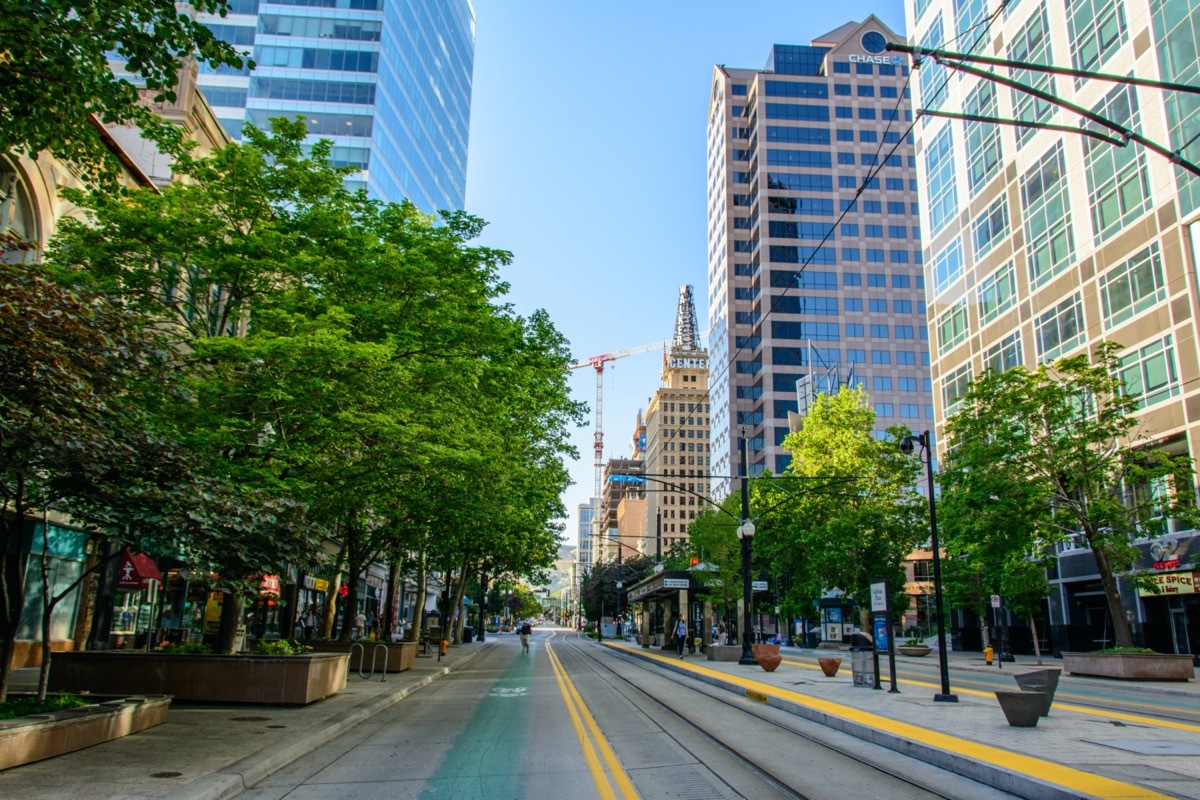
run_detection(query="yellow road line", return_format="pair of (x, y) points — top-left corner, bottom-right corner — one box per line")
(780, 657), (1200, 735)
(619, 645), (1172, 800)
(546, 635), (640, 800)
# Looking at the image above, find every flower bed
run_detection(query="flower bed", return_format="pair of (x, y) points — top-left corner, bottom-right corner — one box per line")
(48, 652), (348, 705)
(0, 695), (170, 770)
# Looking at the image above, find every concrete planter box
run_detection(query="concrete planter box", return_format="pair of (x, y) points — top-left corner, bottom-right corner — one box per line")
(307, 641), (415, 673)
(994, 690), (1047, 727)
(1062, 652), (1195, 681)
(0, 695), (170, 770)
(48, 652), (348, 705)
(707, 645), (744, 662)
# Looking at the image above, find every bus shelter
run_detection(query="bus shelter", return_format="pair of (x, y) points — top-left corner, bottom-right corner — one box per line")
(625, 570), (712, 654)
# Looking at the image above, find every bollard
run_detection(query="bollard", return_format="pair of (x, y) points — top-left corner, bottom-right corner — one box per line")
(984, 646), (994, 665)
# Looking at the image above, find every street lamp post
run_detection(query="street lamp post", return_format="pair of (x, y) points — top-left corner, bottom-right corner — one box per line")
(900, 430), (958, 703)
(737, 433), (757, 666)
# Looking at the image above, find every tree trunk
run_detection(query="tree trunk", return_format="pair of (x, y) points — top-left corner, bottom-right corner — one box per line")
(215, 592), (243, 654)
(1090, 540), (1134, 647)
(37, 509), (52, 702)
(383, 558), (399, 641)
(320, 544), (347, 639)
(449, 562), (469, 644)
(979, 611), (990, 650)
(477, 572), (489, 642)
(1029, 613), (1043, 666)
(85, 539), (120, 650)
(0, 475), (29, 703)
(406, 545), (426, 644)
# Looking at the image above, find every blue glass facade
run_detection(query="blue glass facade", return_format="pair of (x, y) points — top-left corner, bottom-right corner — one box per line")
(194, 0), (474, 211)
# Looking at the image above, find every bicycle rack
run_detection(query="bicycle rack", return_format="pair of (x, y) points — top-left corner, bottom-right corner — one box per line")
(348, 642), (389, 682)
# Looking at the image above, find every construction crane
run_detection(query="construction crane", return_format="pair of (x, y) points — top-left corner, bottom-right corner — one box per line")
(569, 341), (666, 563)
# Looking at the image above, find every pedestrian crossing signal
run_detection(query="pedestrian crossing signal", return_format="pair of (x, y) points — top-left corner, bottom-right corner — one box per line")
(690, 558), (698, 567)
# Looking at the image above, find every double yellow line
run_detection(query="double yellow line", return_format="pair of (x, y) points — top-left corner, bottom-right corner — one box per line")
(545, 634), (640, 800)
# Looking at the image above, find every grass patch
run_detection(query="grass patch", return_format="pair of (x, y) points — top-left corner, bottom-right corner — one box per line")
(0, 693), (91, 720)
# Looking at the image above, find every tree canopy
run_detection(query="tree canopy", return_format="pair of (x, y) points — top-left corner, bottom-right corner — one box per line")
(0, 0), (247, 177)
(940, 344), (1197, 648)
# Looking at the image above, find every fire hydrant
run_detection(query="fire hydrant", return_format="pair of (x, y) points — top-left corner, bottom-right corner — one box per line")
(440, 639), (449, 656)
(984, 646), (994, 665)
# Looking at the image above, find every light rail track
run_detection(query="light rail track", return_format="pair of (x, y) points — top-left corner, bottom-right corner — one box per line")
(554, 631), (1008, 800)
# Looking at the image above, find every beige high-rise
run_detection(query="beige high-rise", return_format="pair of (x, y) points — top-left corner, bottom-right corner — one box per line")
(909, 0), (1200, 656)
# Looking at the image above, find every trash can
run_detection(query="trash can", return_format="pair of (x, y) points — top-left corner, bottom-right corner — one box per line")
(851, 646), (875, 687)
(462, 626), (474, 644)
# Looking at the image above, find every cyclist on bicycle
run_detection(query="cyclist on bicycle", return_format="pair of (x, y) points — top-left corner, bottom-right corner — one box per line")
(519, 620), (533, 654)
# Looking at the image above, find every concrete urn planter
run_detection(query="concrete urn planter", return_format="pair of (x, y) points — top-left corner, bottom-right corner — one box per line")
(1062, 652), (1194, 681)
(817, 656), (842, 677)
(994, 690), (1048, 727)
(751, 643), (782, 672)
(1013, 668), (1060, 714)
(897, 645), (932, 657)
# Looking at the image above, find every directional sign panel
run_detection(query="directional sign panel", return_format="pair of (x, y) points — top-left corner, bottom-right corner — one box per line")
(663, 578), (689, 589)
(752, 580), (768, 591)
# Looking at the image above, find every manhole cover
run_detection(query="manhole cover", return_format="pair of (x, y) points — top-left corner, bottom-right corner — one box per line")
(150, 772), (183, 779)
(230, 716), (271, 722)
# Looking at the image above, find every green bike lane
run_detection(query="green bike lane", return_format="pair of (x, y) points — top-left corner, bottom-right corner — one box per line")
(238, 632), (609, 800)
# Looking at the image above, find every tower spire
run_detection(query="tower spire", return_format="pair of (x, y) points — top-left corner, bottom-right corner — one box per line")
(672, 284), (701, 352)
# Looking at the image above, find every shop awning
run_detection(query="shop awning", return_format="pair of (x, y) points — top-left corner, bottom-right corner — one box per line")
(117, 549), (162, 590)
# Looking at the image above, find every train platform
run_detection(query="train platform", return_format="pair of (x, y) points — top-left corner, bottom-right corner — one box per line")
(604, 638), (1200, 800)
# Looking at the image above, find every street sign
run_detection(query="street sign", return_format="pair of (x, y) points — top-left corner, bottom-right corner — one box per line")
(870, 581), (889, 613)
(663, 578), (689, 588)
(752, 580), (768, 591)
(990, 594), (1001, 608)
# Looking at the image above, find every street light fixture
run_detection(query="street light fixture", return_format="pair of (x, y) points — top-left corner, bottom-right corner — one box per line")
(900, 430), (958, 703)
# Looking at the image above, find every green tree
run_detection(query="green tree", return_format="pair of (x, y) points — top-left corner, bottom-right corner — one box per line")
(0, 0), (247, 177)
(942, 344), (1197, 649)
(776, 387), (925, 628)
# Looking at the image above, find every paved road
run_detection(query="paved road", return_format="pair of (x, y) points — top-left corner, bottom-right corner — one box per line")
(238, 629), (1014, 799)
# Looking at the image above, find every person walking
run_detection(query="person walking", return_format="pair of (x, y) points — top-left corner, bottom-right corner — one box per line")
(519, 620), (532, 654)
(673, 614), (688, 658)
(302, 606), (317, 640)
(355, 610), (367, 639)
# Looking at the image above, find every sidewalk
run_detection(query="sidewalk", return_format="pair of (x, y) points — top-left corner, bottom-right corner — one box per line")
(0, 639), (495, 800)
(605, 639), (1200, 800)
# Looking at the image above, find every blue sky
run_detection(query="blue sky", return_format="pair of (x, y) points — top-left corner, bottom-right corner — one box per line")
(463, 1), (907, 549)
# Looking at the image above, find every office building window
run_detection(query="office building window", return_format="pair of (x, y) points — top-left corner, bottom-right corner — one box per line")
(870, 324), (889, 338)
(983, 331), (1023, 374)
(1022, 142), (1074, 288)
(1035, 292), (1085, 363)
(918, 14), (948, 112)
(873, 376), (893, 391)
(845, 297), (863, 311)
(925, 122), (957, 235)
(869, 298), (887, 313)
(897, 351), (916, 365)
(1118, 334), (1180, 409)
(872, 350), (891, 364)
(942, 362), (973, 415)
(932, 237), (964, 297)
(1099, 244), (1166, 329)
(964, 80), (1003, 193)
(868, 273), (886, 287)
(844, 273), (862, 286)
(972, 194), (1009, 258)
(978, 260), (1018, 325)
(875, 403), (895, 418)
(1009, 6), (1054, 146)
(1085, 84), (1150, 242)
(894, 300), (912, 313)
(899, 377), (918, 391)
(900, 404), (920, 418)
(1068, 0), (1127, 76)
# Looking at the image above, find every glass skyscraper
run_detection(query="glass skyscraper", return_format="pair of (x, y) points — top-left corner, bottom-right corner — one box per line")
(706, 18), (929, 498)
(194, 0), (475, 211)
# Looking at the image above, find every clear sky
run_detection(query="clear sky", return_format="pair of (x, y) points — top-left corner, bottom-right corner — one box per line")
(463, 1), (907, 550)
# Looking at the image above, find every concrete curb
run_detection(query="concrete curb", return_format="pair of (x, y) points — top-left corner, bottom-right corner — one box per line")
(605, 642), (1096, 800)
(164, 641), (495, 800)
